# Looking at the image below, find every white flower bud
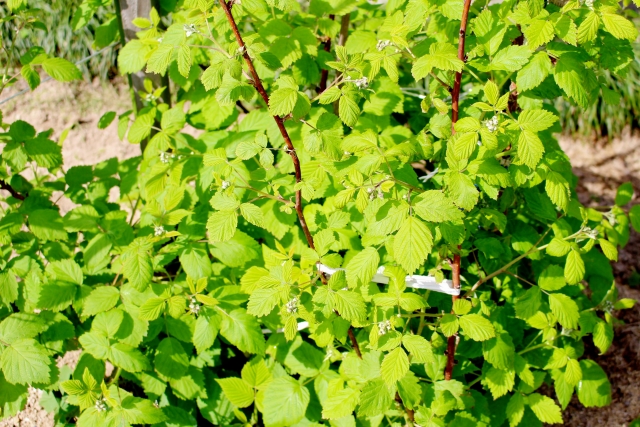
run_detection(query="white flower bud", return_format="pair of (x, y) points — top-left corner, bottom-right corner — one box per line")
(154, 225), (165, 237)
(184, 24), (198, 37)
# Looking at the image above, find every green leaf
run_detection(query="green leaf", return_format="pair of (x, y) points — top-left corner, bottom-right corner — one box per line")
(381, 347), (410, 386)
(118, 40), (152, 74)
(28, 209), (67, 241)
(578, 11), (600, 44)
(177, 44), (192, 78)
(527, 393), (563, 424)
(440, 313), (460, 337)
(491, 45), (532, 71)
(483, 332), (514, 370)
(630, 205), (640, 232)
(601, 13), (638, 41)
(322, 387), (360, 419)
(333, 290), (366, 322)
(446, 171), (479, 211)
(518, 109), (557, 132)
(42, 58), (82, 82)
(147, 44), (174, 75)
(564, 358), (583, 386)
(412, 42), (464, 80)
(207, 210), (238, 243)
(506, 393), (525, 427)
(592, 320), (613, 354)
(402, 335), (434, 363)
(220, 309), (266, 355)
(516, 129), (544, 169)
(82, 286), (120, 317)
(1, 339), (51, 385)
(459, 314), (495, 341)
(339, 93), (360, 127)
(345, 247), (380, 288)
(393, 217), (433, 274)
(154, 338), (189, 380)
(554, 54), (591, 108)
(539, 264), (566, 291)
(216, 378), (254, 408)
(241, 358), (272, 388)
(577, 360), (611, 407)
(0, 271), (19, 306)
(122, 238), (153, 290)
(598, 239), (618, 261)
(262, 376), (310, 426)
(549, 293), (580, 329)
(517, 51), (553, 92)
(564, 249), (585, 285)
(523, 19), (555, 50)
(413, 190), (464, 222)
(110, 343), (150, 372)
(358, 378), (393, 416)
(614, 182), (634, 206)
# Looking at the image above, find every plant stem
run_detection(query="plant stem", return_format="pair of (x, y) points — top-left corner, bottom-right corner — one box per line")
(444, 0), (473, 382)
(219, 0), (362, 358)
(219, 0), (315, 252)
(318, 14), (335, 93)
(0, 179), (25, 200)
(462, 227), (559, 298)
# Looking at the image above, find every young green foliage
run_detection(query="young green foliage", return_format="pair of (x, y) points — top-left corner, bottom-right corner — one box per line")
(1, 0), (639, 425)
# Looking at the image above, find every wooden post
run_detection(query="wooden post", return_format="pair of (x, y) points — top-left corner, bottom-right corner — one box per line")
(114, 0), (170, 151)
(116, 0), (171, 110)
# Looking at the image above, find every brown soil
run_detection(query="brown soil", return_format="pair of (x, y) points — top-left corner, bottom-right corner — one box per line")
(557, 136), (640, 426)
(1, 80), (640, 426)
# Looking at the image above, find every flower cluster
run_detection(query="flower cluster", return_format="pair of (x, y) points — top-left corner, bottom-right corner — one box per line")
(376, 40), (392, 51)
(378, 320), (392, 336)
(485, 115), (499, 133)
(367, 187), (384, 200)
(94, 398), (108, 412)
(154, 225), (165, 237)
(184, 24), (198, 37)
(285, 297), (299, 314)
(188, 297), (201, 315)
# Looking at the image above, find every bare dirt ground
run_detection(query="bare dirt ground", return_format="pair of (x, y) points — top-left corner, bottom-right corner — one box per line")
(1, 80), (640, 426)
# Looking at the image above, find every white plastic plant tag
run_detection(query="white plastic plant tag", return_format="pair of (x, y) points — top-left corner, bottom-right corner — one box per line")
(317, 264), (459, 296)
(262, 321), (310, 334)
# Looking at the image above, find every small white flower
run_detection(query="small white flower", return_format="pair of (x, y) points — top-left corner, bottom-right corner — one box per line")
(377, 189), (384, 199)
(285, 297), (299, 314)
(376, 40), (392, 51)
(153, 400), (159, 408)
(324, 349), (334, 361)
(585, 0), (594, 8)
(154, 225), (165, 237)
(184, 24), (198, 37)
(221, 180), (230, 190)
(378, 320), (392, 336)
(159, 152), (171, 164)
(354, 77), (369, 89)
(95, 398), (108, 412)
(603, 210), (617, 226)
(237, 46), (246, 55)
(500, 157), (511, 168)
(189, 298), (201, 315)
(157, 37), (164, 43)
(485, 115), (499, 133)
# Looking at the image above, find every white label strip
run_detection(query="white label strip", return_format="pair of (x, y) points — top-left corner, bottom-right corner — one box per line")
(317, 264), (459, 296)
(262, 321), (309, 334)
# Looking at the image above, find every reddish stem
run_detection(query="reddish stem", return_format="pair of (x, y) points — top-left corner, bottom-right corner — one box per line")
(445, 0), (473, 382)
(0, 179), (25, 201)
(219, 0), (316, 251)
(219, 0), (362, 358)
(318, 14), (335, 93)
